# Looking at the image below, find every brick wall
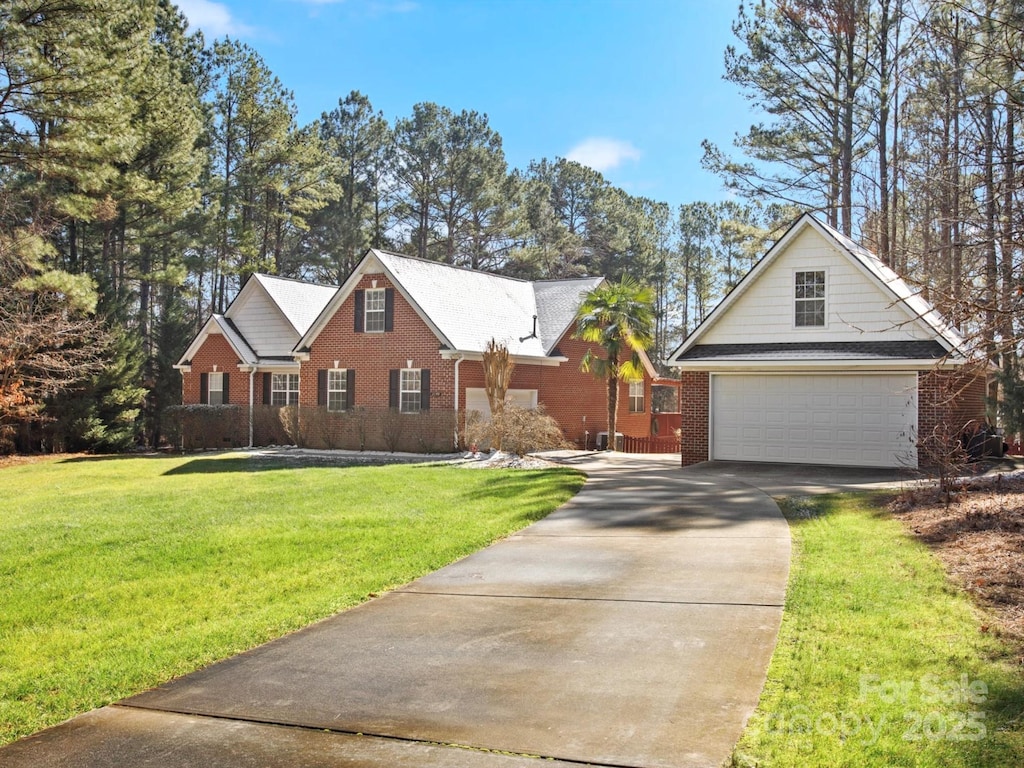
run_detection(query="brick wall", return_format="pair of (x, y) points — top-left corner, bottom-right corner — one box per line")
(301, 272), (456, 413)
(917, 368), (989, 445)
(181, 333), (249, 405)
(536, 335), (653, 448)
(678, 371), (709, 466)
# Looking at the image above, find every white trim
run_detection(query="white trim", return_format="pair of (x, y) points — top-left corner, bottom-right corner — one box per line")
(674, 358), (962, 372)
(439, 349), (568, 366)
(175, 315), (257, 368)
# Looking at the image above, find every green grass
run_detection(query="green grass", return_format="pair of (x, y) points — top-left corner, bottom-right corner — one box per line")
(732, 493), (1024, 767)
(0, 453), (584, 745)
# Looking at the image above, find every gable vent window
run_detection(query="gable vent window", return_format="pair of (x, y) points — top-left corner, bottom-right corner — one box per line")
(794, 270), (826, 327)
(365, 287), (386, 332)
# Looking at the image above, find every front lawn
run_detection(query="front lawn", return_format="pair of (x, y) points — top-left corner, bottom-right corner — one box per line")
(732, 493), (1024, 767)
(0, 453), (584, 745)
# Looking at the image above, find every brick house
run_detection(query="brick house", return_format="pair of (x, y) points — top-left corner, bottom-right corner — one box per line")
(175, 250), (662, 451)
(667, 214), (989, 469)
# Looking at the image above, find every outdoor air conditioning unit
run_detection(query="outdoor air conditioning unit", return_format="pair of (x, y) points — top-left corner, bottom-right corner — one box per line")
(596, 431), (623, 451)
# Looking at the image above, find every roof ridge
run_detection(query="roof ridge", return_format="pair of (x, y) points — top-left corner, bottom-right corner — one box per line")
(254, 272), (338, 290)
(373, 249), (566, 286)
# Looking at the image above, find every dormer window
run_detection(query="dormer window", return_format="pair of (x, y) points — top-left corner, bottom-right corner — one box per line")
(794, 270), (826, 327)
(364, 287), (386, 332)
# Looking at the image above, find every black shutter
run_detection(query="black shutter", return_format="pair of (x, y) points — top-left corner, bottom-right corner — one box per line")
(199, 373), (209, 404)
(317, 370), (327, 407)
(354, 289), (364, 332)
(346, 369), (355, 409)
(222, 373), (230, 405)
(384, 287), (394, 332)
(389, 369), (399, 408)
(420, 369), (430, 411)
(263, 372), (272, 405)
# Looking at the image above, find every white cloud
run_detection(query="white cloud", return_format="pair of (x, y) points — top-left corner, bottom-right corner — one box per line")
(175, 0), (254, 37)
(566, 138), (642, 173)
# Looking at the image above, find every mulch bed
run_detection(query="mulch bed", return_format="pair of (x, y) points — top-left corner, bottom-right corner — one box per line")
(889, 472), (1024, 656)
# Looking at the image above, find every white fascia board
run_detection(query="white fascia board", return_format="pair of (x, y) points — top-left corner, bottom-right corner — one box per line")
(672, 357), (968, 372)
(440, 349), (567, 367)
(176, 315), (257, 367)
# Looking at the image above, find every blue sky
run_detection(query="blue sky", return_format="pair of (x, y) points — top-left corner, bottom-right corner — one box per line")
(174, 0), (757, 209)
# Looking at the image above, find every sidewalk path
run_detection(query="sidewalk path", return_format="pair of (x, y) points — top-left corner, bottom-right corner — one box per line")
(0, 453), (790, 768)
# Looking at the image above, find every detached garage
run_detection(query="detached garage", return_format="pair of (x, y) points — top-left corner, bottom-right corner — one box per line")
(668, 215), (988, 469)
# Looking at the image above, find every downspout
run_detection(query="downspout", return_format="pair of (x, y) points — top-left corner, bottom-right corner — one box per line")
(248, 368), (255, 448)
(453, 354), (463, 450)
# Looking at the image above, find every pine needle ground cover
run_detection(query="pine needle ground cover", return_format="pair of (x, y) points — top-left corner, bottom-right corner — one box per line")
(732, 493), (1024, 768)
(0, 453), (584, 745)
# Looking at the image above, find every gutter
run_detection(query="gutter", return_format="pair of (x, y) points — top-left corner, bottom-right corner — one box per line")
(248, 368), (255, 448)
(453, 354), (463, 450)
(439, 349), (567, 367)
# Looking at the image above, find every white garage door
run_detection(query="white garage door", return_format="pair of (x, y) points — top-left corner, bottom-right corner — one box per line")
(712, 374), (918, 468)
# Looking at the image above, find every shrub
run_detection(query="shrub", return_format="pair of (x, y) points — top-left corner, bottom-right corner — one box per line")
(163, 404), (245, 450)
(464, 405), (569, 456)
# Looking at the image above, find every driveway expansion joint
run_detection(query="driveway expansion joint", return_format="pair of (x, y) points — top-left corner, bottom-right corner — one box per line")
(396, 588), (786, 609)
(111, 703), (647, 768)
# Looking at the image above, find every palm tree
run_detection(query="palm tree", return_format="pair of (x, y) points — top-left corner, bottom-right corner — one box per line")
(574, 277), (655, 450)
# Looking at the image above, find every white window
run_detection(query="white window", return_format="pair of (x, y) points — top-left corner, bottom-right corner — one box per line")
(365, 287), (385, 332)
(208, 372), (224, 405)
(272, 373), (299, 406)
(327, 369), (347, 412)
(795, 270), (826, 327)
(628, 380), (644, 413)
(400, 368), (421, 413)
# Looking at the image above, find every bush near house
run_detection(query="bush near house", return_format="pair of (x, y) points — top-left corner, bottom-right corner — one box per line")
(464, 405), (570, 455)
(165, 405), (459, 453)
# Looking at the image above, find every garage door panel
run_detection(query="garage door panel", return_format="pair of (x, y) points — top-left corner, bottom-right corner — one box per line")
(712, 374), (918, 468)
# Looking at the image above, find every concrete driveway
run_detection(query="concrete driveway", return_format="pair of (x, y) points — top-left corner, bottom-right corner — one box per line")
(682, 459), (911, 496)
(0, 453), (791, 768)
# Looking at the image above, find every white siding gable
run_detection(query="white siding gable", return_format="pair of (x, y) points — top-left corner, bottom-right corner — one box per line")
(227, 288), (299, 357)
(702, 227), (935, 345)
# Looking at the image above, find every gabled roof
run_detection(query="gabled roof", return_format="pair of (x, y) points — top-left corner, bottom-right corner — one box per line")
(244, 273), (336, 336)
(298, 249), (605, 360)
(175, 273), (337, 369)
(668, 214), (966, 364)
(175, 314), (257, 368)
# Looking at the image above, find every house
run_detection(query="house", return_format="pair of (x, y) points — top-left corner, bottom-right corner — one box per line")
(175, 250), (662, 451)
(667, 214), (988, 469)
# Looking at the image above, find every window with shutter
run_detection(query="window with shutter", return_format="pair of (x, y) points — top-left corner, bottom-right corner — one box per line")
(327, 369), (348, 411)
(400, 369), (421, 413)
